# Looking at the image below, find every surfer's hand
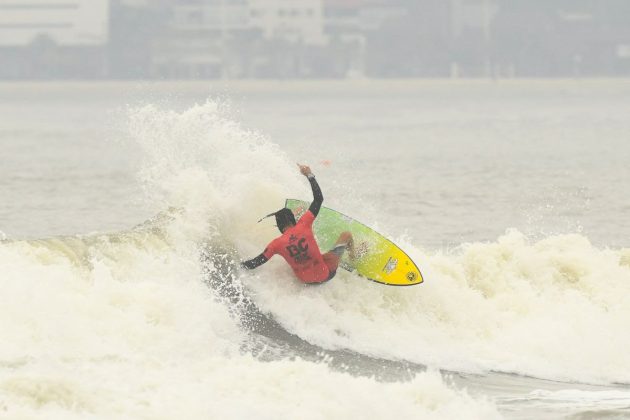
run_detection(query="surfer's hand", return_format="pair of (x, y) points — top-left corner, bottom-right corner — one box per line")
(297, 163), (312, 177)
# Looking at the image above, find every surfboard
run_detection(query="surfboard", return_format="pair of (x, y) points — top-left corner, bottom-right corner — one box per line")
(285, 199), (423, 286)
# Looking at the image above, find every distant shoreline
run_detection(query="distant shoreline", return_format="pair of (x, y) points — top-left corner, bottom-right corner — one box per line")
(1, 77), (629, 92)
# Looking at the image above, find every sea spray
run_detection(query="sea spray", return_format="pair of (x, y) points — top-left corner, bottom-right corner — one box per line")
(1, 100), (502, 419)
(125, 101), (630, 385)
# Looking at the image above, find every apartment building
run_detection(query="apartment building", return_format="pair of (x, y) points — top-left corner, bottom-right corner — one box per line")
(0, 0), (108, 46)
(249, 0), (325, 45)
(0, 0), (109, 78)
(150, 0), (326, 78)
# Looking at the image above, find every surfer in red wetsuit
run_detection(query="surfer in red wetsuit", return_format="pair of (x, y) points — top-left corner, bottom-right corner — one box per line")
(241, 164), (354, 284)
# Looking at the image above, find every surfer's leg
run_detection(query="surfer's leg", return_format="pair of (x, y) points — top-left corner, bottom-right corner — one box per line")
(322, 231), (355, 275)
(334, 231), (355, 260)
(322, 252), (340, 279)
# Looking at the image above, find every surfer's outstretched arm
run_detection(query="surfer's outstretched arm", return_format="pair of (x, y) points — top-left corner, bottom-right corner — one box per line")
(307, 174), (323, 216)
(298, 164), (323, 216)
(241, 253), (268, 270)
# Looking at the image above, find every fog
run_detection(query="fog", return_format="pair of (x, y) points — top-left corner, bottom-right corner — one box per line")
(1, 0), (629, 79)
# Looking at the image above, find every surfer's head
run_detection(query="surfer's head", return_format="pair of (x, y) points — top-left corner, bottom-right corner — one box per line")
(275, 208), (296, 233)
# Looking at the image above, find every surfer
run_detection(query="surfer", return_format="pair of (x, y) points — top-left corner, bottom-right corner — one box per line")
(241, 164), (354, 284)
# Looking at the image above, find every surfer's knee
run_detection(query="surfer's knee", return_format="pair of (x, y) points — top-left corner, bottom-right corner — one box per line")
(340, 231), (354, 248)
(339, 231), (352, 243)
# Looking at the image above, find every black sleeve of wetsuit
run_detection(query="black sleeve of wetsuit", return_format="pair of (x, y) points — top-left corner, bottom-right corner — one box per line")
(307, 175), (323, 216)
(241, 253), (269, 270)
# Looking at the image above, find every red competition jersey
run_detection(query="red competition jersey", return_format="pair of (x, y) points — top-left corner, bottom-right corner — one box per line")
(263, 210), (329, 283)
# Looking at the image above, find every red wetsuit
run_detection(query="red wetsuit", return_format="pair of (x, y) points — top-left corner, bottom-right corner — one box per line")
(242, 174), (342, 283)
(262, 210), (330, 283)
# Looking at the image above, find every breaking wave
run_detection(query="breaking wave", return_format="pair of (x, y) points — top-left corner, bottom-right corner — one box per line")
(0, 101), (505, 419)
(3, 99), (630, 418)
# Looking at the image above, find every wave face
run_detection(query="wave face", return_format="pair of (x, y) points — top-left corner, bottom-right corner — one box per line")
(0, 102), (501, 419)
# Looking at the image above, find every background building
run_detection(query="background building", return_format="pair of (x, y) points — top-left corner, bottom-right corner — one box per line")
(1, 0), (630, 79)
(0, 0), (109, 78)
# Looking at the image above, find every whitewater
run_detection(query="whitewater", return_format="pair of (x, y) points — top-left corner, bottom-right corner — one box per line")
(1, 80), (630, 419)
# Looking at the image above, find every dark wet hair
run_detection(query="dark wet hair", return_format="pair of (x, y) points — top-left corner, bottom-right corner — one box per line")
(275, 208), (296, 232)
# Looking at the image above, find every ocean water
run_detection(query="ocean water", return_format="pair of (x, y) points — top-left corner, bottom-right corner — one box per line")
(1, 80), (630, 419)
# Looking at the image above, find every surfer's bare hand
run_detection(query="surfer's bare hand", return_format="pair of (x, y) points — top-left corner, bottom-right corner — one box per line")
(297, 164), (312, 177)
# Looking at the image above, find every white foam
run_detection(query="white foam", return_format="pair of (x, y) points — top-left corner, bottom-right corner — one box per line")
(0, 232), (498, 419)
(0, 101), (500, 419)
(247, 229), (630, 384)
